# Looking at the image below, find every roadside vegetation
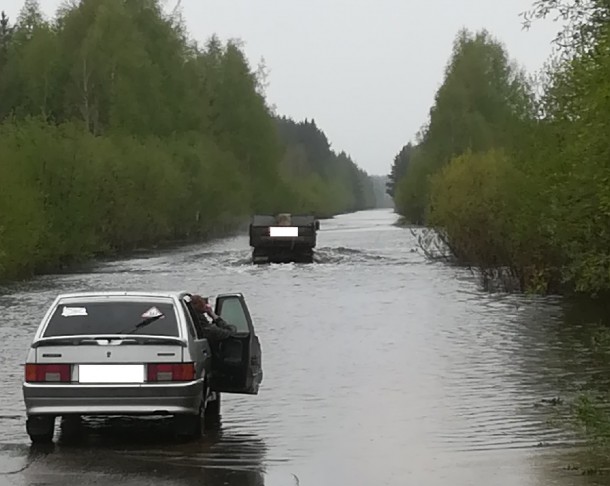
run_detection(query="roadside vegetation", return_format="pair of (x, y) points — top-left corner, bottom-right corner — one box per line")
(0, 0), (376, 280)
(386, 0), (610, 468)
(387, 0), (610, 298)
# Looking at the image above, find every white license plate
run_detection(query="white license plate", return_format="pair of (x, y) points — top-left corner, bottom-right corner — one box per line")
(78, 364), (145, 384)
(270, 226), (299, 237)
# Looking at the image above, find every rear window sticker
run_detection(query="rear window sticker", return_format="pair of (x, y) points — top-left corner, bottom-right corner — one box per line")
(141, 306), (165, 319)
(61, 306), (88, 317)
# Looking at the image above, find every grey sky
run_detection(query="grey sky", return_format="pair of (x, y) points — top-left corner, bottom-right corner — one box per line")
(4, 1), (561, 175)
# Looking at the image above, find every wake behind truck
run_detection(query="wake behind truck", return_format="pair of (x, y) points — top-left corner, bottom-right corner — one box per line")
(249, 214), (320, 264)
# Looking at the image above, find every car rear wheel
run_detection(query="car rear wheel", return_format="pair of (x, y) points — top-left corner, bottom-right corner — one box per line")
(175, 404), (205, 440)
(205, 392), (221, 419)
(26, 415), (55, 444)
(296, 250), (314, 264)
(175, 389), (207, 440)
(252, 249), (269, 264)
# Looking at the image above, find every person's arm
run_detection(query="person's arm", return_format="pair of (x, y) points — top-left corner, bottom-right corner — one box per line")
(203, 304), (237, 334)
(212, 315), (237, 332)
(201, 323), (234, 340)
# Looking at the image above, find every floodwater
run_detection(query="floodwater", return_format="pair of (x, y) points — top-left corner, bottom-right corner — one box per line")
(0, 209), (608, 485)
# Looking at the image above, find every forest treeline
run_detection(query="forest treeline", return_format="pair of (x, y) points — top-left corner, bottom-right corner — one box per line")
(275, 117), (376, 217)
(0, 0), (375, 279)
(387, 0), (610, 297)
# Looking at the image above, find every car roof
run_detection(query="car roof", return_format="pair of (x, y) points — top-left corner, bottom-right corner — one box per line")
(55, 291), (189, 301)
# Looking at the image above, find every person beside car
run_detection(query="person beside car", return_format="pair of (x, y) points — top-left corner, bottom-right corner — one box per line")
(190, 294), (237, 341)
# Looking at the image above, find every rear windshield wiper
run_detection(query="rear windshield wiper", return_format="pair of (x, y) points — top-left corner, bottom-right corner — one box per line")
(118, 314), (165, 335)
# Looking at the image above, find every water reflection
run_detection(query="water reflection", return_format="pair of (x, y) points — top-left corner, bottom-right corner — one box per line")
(17, 416), (269, 486)
(510, 296), (610, 404)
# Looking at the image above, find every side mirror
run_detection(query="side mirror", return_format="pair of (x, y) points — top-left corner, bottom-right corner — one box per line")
(315, 221), (320, 231)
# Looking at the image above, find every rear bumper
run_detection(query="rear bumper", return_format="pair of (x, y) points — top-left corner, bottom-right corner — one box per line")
(250, 237), (316, 249)
(22, 380), (204, 416)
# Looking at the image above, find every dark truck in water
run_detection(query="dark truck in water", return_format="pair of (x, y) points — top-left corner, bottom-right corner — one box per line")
(249, 214), (320, 264)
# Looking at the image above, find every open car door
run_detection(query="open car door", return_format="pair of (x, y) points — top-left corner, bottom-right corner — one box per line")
(210, 293), (263, 395)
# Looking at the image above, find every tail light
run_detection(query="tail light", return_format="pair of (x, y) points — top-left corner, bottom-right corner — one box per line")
(25, 364), (71, 383)
(147, 363), (195, 382)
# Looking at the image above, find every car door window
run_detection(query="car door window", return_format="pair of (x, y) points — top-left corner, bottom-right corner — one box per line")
(217, 297), (250, 333)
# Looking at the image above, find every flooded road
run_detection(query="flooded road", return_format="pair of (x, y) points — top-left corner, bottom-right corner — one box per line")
(0, 209), (607, 485)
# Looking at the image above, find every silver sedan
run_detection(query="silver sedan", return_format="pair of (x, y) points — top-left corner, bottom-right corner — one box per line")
(22, 290), (263, 443)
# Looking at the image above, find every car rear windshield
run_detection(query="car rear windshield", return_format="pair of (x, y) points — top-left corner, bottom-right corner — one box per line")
(43, 301), (180, 337)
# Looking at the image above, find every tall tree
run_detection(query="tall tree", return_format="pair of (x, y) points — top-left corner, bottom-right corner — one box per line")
(16, 0), (44, 34)
(0, 12), (12, 68)
(394, 29), (534, 223)
(386, 143), (413, 198)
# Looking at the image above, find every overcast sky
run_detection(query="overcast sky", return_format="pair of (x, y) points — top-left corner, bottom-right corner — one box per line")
(3, 0), (561, 175)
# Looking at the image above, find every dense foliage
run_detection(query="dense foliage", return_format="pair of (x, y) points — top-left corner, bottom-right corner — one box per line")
(275, 117), (376, 218)
(0, 0), (374, 279)
(389, 1), (610, 297)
